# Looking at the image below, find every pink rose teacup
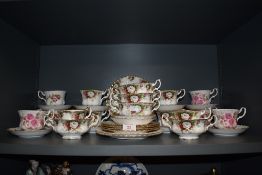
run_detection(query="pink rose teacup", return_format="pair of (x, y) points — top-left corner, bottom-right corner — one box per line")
(189, 88), (218, 105)
(212, 107), (246, 129)
(18, 110), (51, 130)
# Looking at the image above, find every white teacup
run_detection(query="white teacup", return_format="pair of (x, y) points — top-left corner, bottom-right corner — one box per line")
(80, 89), (108, 106)
(38, 90), (66, 105)
(18, 110), (51, 130)
(212, 107), (246, 129)
(189, 88), (218, 105)
(160, 89), (186, 105)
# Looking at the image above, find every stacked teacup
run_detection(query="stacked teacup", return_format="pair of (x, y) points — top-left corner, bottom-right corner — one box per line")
(100, 75), (162, 137)
(186, 88), (218, 110)
(161, 108), (217, 140)
(76, 89), (109, 133)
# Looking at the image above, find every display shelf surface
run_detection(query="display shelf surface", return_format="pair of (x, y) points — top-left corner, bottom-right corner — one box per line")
(1, 131), (262, 156)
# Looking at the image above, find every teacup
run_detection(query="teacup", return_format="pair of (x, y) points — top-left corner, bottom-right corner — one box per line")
(160, 89), (186, 105)
(109, 99), (160, 116)
(38, 90), (66, 105)
(110, 90), (161, 103)
(45, 107), (99, 139)
(18, 110), (51, 130)
(80, 89), (108, 106)
(189, 88), (218, 105)
(161, 115), (217, 139)
(111, 79), (161, 94)
(212, 107), (246, 129)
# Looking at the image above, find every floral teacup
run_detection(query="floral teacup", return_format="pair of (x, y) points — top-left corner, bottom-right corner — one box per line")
(80, 89), (108, 106)
(111, 79), (161, 94)
(189, 88), (218, 105)
(161, 115), (217, 139)
(38, 90), (66, 105)
(160, 89), (186, 105)
(18, 110), (51, 130)
(212, 107), (246, 129)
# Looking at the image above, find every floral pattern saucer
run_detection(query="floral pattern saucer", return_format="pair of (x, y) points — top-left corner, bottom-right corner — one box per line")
(208, 125), (249, 137)
(96, 157), (148, 175)
(96, 127), (162, 139)
(158, 104), (185, 111)
(7, 127), (52, 139)
(74, 105), (108, 112)
(38, 105), (71, 110)
(185, 104), (217, 110)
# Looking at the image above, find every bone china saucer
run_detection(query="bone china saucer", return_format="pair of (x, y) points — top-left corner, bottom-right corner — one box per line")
(74, 105), (108, 112)
(158, 104), (185, 111)
(208, 125), (249, 137)
(185, 104), (217, 110)
(7, 127), (52, 138)
(38, 105), (71, 110)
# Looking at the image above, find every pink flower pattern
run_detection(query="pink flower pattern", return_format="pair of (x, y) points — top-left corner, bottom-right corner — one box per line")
(20, 113), (44, 130)
(219, 113), (237, 128)
(191, 93), (208, 105)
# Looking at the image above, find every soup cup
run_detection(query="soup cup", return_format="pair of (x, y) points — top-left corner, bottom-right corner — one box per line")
(111, 79), (161, 94)
(161, 115), (217, 140)
(111, 75), (148, 88)
(159, 108), (212, 121)
(109, 99), (160, 116)
(212, 107), (246, 129)
(160, 89), (186, 105)
(110, 90), (161, 103)
(45, 107), (98, 139)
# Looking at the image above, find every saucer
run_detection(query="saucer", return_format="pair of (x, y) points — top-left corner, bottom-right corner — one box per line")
(96, 127), (163, 139)
(38, 105), (71, 110)
(96, 157), (148, 175)
(74, 105), (108, 112)
(158, 104), (185, 111)
(7, 127), (52, 138)
(208, 125), (249, 137)
(185, 104), (217, 110)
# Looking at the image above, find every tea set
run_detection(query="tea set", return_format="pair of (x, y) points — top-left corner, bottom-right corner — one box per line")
(7, 75), (249, 140)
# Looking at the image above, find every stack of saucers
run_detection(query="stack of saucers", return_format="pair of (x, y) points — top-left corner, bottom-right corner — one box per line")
(96, 75), (163, 139)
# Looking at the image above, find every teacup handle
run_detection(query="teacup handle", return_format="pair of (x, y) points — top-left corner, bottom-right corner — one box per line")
(88, 114), (100, 129)
(237, 107), (247, 121)
(209, 88), (218, 103)
(206, 115), (218, 130)
(101, 89), (110, 103)
(100, 111), (110, 123)
(38, 91), (47, 103)
(44, 109), (55, 129)
(176, 89), (186, 103)
(161, 113), (172, 129)
(152, 99), (160, 111)
(153, 79), (161, 90)
(152, 89), (161, 101)
(204, 107), (212, 119)
(84, 106), (92, 119)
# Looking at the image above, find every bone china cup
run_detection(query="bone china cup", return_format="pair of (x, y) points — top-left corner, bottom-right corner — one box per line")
(38, 90), (66, 105)
(160, 89), (186, 105)
(80, 89), (108, 106)
(212, 107), (246, 129)
(189, 88), (218, 105)
(161, 114), (217, 140)
(111, 75), (148, 88)
(18, 110), (51, 130)
(45, 108), (99, 139)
